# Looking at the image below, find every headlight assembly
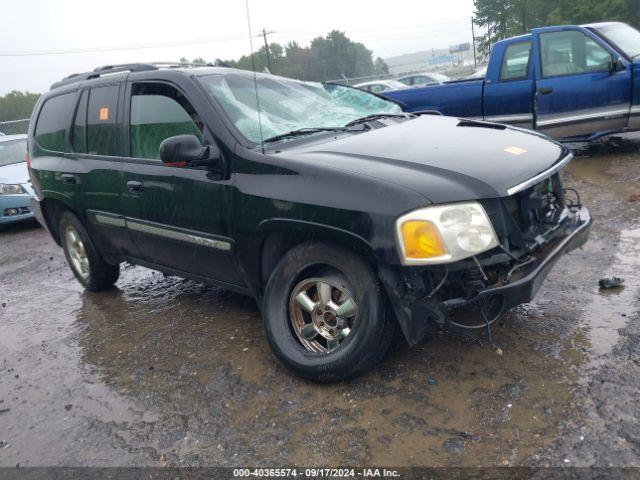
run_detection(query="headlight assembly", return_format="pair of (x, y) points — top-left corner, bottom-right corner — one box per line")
(0, 184), (25, 195)
(395, 202), (499, 265)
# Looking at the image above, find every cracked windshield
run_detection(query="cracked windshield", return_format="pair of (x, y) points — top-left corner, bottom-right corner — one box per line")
(200, 74), (402, 143)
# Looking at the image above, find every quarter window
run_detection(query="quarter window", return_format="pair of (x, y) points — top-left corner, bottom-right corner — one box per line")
(129, 83), (203, 160)
(541, 30), (612, 78)
(87, 86), (120, 156)
(500, 41), (531, 81)
(34, 93), (75, 152)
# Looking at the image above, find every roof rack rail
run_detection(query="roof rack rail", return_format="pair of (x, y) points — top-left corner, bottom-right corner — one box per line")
(50, 61), (228, 90)
(51, 63), (159, 89)
(147, 61), (217, 68)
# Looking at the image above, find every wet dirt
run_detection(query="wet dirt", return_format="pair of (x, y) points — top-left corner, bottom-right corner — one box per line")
(1, 135), (639, 467)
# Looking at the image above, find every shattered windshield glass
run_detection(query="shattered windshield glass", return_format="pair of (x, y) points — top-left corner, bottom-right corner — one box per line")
(198, 73), (402, 144)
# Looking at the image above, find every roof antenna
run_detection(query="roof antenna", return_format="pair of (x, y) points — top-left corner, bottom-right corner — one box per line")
(245, 0), (265, 154)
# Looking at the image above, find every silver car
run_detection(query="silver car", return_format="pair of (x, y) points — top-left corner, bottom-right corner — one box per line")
(398, 72), (450, 87)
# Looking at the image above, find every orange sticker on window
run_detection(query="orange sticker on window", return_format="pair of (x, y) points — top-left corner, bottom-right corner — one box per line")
(99, 107), (109, 121)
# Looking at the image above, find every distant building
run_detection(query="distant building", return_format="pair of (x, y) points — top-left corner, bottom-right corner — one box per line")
(385, 46), (474, 76)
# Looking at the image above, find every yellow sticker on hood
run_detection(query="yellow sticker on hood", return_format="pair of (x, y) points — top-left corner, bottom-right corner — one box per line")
(504, 146), (527, 156)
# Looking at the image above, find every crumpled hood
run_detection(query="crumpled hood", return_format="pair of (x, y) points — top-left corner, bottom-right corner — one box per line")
(0, 162), (29, 185)
(277, 116), (569, 203)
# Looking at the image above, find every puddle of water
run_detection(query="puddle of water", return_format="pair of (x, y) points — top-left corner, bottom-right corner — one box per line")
(581, 228), (640, 367)
(566, 157), (640, 200)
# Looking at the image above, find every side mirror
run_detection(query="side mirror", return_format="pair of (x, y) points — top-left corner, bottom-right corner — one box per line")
(159, 134), (222, 168)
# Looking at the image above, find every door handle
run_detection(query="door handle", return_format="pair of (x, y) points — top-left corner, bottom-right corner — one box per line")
(60, 174), (77, 184)
(126, 180), (144, 193)
(538, 87), (554, 95)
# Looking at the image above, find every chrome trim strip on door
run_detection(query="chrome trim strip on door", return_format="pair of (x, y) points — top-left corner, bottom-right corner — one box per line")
(485, 113), (533, 123)
(537, 107), (630, 127)
(507, 153), (574, 196)
(126, 219), (232, 252)
(630, 105), (640, 114)
(95, 214), (126, 228)
(89, 210), (127, 228)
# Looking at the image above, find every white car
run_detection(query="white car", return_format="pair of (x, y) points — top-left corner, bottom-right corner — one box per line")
(464, 66), (488, 79)
(354, 79), (408, 94)
(397, 72), (450, 87)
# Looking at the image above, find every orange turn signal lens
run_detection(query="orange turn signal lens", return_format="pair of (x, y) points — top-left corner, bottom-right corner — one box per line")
(400, 220), (445, 259)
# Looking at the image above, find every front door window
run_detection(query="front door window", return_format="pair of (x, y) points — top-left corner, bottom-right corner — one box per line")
(129, 84), (203, 160)
(540, 30), (612, 78)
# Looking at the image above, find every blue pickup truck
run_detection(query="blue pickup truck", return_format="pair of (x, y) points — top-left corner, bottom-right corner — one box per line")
(382, 22), (640, 141)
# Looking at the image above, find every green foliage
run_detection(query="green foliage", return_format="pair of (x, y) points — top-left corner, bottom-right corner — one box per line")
(474, 0), (640, 56)
(0, 91), (40, 122)
(223, 31), (388, 82)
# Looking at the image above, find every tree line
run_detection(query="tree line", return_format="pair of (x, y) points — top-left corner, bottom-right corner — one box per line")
(221, 30), (389, 82)
(0, 91), (40, 122)
(183, 31), (389, 82)
(474, 0), (640, 57)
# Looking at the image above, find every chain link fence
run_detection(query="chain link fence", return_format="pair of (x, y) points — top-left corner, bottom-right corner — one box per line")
(0, 119), (30, 136)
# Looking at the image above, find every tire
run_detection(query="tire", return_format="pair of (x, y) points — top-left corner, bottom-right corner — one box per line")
(262, 241), (395, 381)
(59, 211), (120, 291)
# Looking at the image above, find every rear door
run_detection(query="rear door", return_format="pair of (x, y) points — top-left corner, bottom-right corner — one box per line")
(70, 83), (137, 257)
(534, 28), (631, 138)
(483, 40), (535, 129)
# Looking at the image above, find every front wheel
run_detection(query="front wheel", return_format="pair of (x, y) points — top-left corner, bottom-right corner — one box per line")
(59, 211), (120, 291)
(262, 242), (394, 381)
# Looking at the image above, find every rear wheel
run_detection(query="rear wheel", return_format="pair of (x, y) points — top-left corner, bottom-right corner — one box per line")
(59, 211), (119, 291)
(262, 242), (394, 381)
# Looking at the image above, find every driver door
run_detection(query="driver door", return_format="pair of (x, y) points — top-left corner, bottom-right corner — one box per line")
(535, 28), (631, 139)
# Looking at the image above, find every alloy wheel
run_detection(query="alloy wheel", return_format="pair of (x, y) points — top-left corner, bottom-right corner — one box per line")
(65, 225), (90, 280)
(288, 277), (358, 353)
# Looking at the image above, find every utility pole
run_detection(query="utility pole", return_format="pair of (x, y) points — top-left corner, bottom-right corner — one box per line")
(258, 28), (275, 73)
(471, 17), (477, 68)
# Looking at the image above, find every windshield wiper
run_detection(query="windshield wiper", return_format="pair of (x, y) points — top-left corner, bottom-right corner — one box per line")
(263, 127), (351, 144)
(344, 113), (411, 127)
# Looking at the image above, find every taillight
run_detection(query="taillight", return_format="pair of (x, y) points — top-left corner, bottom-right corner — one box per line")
(25, 151), (31, 170)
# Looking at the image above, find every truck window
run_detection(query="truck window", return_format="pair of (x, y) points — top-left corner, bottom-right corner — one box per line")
(129, 83), (203, 160)
(34, 93), (75, 152)
(500, 41), (531, 81)
(87, 86), (120, 156)
(541, 30), (612, 78)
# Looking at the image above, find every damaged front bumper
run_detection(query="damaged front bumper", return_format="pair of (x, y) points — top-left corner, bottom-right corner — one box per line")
(380, 205), (592, 346)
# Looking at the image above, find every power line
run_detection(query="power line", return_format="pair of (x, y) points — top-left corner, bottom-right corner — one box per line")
(0, 35), (247, 57)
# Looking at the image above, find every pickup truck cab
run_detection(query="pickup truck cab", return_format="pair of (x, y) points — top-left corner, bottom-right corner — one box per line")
(28, 64), (590, 381)
(383, 22), (640, 141)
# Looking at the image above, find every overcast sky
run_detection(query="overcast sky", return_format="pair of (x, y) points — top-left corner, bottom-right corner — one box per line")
(0, 0), (476, 95)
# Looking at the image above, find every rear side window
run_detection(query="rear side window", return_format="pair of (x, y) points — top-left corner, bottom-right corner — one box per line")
(87, 86), (119, 156)
(35, 93), (75, 152)
(500, 41), (531, 81)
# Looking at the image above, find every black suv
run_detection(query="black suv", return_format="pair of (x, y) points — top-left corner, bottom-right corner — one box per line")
(28, 63), (591, 381)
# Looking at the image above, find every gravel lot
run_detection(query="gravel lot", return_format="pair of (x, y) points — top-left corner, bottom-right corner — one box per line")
(1, 136), (639, 467)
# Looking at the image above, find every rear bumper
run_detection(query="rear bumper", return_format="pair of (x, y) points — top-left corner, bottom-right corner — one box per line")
(30, 196), (49, 230)
(0, 194), (34, 224)
(380, 206), (591, 346)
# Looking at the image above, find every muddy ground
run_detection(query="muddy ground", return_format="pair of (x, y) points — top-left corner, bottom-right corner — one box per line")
(1, 136), (639, 468)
